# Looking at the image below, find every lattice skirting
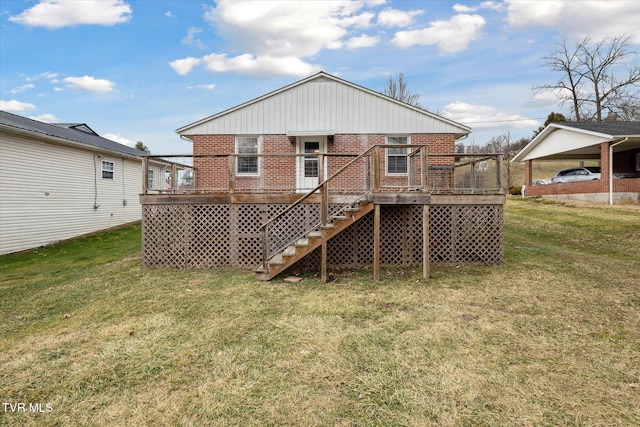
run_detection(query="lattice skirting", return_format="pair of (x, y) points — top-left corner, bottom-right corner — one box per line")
(142, 203), (503, 270)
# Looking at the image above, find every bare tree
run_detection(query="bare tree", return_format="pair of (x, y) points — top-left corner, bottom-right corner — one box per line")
(383, 73), (422, 107)
(483, 132), (529, 190)
(535, 35), (585, 121)
(535, 35), (640, 121)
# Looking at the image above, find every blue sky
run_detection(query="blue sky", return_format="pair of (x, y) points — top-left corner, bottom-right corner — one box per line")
(1, 0), (639, 154)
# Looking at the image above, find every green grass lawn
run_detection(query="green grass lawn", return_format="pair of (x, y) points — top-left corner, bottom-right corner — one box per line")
(1, 199), (639, 426)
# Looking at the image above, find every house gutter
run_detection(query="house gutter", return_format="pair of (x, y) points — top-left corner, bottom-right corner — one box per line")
(609, 137), (628, 205)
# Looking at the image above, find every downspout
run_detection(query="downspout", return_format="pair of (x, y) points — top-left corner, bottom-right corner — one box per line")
(609, 137), (628, 205)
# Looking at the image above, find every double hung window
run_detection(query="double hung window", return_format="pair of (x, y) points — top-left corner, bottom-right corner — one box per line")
(386, 136), (409, 175)
(236, 136), (261, 175)
(102, 160), (114, 179)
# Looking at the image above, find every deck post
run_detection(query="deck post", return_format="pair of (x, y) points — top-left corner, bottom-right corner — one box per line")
(496, 154), (504, 193)
(142, 156), (148, 194)
(261, 226), (268, 272)
(423, 204), (430, 280)
(373, 146), (381, 191)
(319, 154), (328, 226)
(171, 163), (178, 193)
(321, 242), (328, 283)
(228, 156), (235, 194)
(373, 204), (381, 281)
(421, 146), (428, 191)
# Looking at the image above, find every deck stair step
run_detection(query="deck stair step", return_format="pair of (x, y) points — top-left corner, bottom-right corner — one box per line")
(256, 201), (375, 281)
(268, 254), (285, 265)
(283, 246), (297, 257)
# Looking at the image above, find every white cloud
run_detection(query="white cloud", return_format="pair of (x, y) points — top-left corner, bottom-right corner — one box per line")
(442, 101), (540, 130)
(9, 0), (132, 29)
(29, 113), (58, 123)
(63, 76), (115, 93)
(392, 14), (486, 53)
(169, 57), (203, 75)
(453, 2), (504, 13)
(203, 0), (355, 58)
(452, 4), (476, 13)
(25, 71), (59, 82)
(0, 99), (36, 112)
(165, 11), (175, 18)
(187, 84), (216, 90)
(104, 133), (135, 147)
(345, 34), (380, 49)
(505, 0), (640, 43)
(479, 1), (505, 12)
(340, 11), (375, 28)
(9, 84), (36, 94)
(174, 0), (379, 77)
(182, 27), (206, 49)
(202, 53), (320, 78)
(377, 8), (423, 27)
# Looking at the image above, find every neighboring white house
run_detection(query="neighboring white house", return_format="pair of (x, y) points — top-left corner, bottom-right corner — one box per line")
(0, 110), (164, 255)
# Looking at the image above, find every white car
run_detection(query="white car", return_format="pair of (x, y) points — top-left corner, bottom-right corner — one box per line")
(551, 167), (601, 183)
(531, 179), (551, 185)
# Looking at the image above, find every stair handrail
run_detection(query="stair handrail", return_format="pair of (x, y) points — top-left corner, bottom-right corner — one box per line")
(260, 144), (429, 269)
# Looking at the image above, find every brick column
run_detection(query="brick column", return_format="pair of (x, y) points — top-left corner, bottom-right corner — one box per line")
(600, 142), (610, 192)
(524, 160), (533, 186)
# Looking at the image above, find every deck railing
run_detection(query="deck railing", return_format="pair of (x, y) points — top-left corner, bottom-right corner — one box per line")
(142, 151), (504, 196)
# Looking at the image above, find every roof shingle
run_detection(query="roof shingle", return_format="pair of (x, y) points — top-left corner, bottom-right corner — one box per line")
(0, 110), (146, 158)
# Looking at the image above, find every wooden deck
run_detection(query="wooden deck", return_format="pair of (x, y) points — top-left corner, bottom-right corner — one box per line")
(140, 147), (505, 280)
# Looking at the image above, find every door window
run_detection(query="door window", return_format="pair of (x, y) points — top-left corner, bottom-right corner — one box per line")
(304, 141), (320, 177)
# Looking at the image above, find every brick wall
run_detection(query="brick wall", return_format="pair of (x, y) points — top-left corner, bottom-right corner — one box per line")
(192, 134), (234, 190)
(191, 133), (456, 192)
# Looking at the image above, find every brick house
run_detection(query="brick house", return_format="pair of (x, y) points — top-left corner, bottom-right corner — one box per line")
(141, 72), (505, 280)
(513, 122), (640, 204)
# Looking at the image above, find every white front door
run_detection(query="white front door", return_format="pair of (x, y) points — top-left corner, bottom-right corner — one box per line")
(297, 137), (326, 191)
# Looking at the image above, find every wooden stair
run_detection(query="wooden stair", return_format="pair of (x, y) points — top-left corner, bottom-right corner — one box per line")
(256, 201), (374, 281)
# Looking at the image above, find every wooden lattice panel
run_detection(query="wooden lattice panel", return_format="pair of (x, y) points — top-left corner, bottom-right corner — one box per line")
(430, 204), (504, 265)
(142, 202), (503, 270)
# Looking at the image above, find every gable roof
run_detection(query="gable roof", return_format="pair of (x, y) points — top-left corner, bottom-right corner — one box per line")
(512, 121), (640, 162)
(0, 110), (146, 158)
(177, 71), (471, 138)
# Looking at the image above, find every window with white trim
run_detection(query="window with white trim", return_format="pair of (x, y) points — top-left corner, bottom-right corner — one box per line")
(386, 136), (409, 175)
(147, 170), (154, 189)
(102, 160), (114, 179)
(236, 136), (261, 175)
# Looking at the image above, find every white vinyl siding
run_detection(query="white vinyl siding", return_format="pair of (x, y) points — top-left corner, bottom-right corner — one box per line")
(0, 132), (144, 255)
(181, 76), (468, 136)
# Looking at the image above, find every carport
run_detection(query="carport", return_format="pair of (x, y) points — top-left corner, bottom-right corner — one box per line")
(512, 122), (640, 205)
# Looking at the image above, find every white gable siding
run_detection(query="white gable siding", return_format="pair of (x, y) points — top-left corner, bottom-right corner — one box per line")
(0, 133), (143, 255)
(181, 77), (466, 136)
(522, 128), (607, 160)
